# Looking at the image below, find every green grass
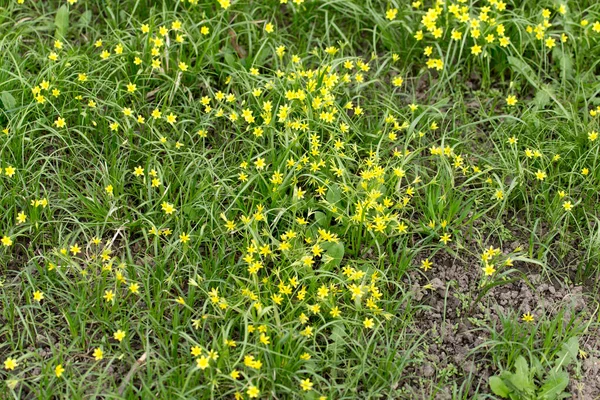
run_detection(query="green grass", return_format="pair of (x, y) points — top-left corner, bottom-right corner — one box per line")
(1, 0), (599, 398)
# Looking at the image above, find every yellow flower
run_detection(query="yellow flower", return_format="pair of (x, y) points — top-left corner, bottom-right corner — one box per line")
(386, 8), (398, 20)
(113, 330), (126, 342)
(522, 312), (534, 323)
(179, 62), (188, 72)
(55, 364), (65, 378)
(218, 0), (231, 9)
(535, 170), (547, 181)
(103, 290), (115, 302)
(246, 385), (259, 398)
(126, 83), (137, 93)
(420, 259), (432, 271)
(133, 166), (144, 177)
(70, 243), (81, 255)
(179, 232), (190, 243)
(300, 378), (314, 391)
(562, 201), (573, 211)
(5, 166), (15, 177)
(4, 358), (18, 371)
(129, 283), (140, 294)
(54, 117), (66, 128)
(483, 263), (496, 276)
(265, 22), (274, 33)
(166, 113), (177, 124)
(506, 95), (517, 106)
(439, 233), (452, 245)
(161, 201), (176, 215)
(471, 44), (482, 55)
(17, 211), (27, 224)
(93, 347), (104, 361)
(33, 290), (44, 302)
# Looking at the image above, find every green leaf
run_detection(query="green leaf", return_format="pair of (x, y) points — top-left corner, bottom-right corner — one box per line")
(533, 85), (551, 109)
(554, 337), (579, 371)
(1, 91), (16, 110)
(314, 211), (328, 228)
(322, 241), (344, 269)
(55, 5), (69, 39)
(489, 376), (512, 398)
(507, 56), (540, 88)
(538, 370), (569, 400)
(509, 356), (535, 393)
(79, 10), (92, 26)
(326, 185), (341, 204)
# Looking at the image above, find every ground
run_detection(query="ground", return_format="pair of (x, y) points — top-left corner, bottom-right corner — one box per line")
(0, 0), (599, 399)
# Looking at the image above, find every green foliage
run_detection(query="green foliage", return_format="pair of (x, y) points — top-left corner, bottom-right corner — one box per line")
(489, 337), (579, 400)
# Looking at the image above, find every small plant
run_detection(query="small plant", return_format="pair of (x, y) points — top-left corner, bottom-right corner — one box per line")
(489, 337), (579, 399)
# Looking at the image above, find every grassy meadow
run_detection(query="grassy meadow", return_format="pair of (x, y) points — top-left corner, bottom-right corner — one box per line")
(0, 0), (599, 398)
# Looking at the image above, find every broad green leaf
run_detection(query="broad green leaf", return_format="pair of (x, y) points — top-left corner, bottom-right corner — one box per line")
(489, 376), (512, 398)
(538, 370), (569, 400)
(507, 56), (539, 87)
(509, 356), (535, 393)
(314, 211), (328, 228)
(554, 337), (579, 371)
(79, 10), (92, 26)
(322, 241), (344, 269)
(55, 5), (69, 39)
(326, 185), (341, 204)
(1, 91), (16, 110)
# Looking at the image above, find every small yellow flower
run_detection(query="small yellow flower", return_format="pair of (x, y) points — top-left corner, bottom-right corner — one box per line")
(420, 259), (432, 271)
(563, 201), (573, 211)
(386, 8), (398, 20)
(54, 117), (66, 128)
(522, 312), (535, 323)
(129, 283), (140, 294)
(133, 166), (144, 177)
(16, 211), (27, 224)
(103, 290), (114, 302)
(161, 202), (176, 215)
(506, 95), (517, 106)
(5, 166), (16, 178)
(246, 385), (259, 398)
(55, 364), (65, 378)
(363, 317), (375, 329)
(166, 113), (177, 124)
(33, 290), (44, 302)
(4, 358), (18, 371)
(439, 233), (452, 245)
(70, 243), (81, 255)
(535, 170), (547, 181)
(113, 330), (126, 342)
(300, 378), (314, 391)
(93, 347), (104, 361)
